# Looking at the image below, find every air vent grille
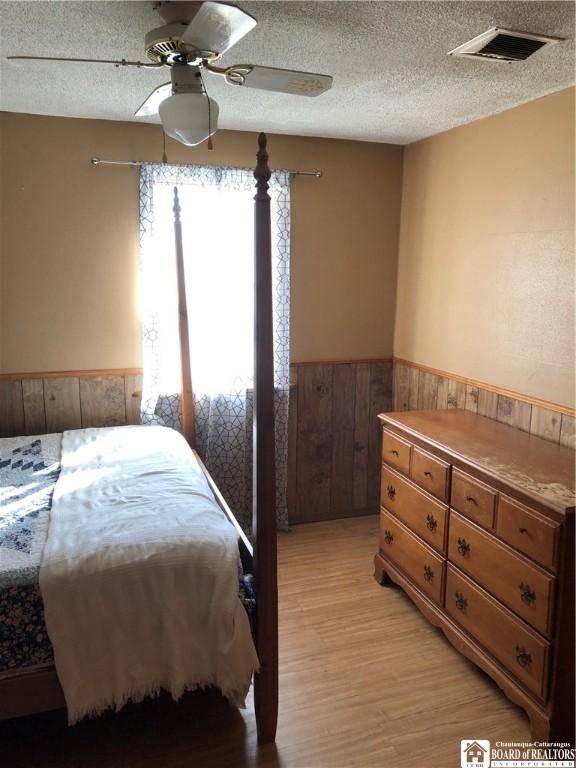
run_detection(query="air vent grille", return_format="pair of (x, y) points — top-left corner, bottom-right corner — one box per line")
(448, 27), (562, 62)
(478, 34), (547, 60)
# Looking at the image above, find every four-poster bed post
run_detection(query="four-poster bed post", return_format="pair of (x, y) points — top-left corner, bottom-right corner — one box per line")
(252, 133), (279, 744)
(174, 133), (279, 744)
(173, 187), (196, 447)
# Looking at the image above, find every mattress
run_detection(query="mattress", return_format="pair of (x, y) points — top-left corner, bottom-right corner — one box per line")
(0, 431), (255, 679)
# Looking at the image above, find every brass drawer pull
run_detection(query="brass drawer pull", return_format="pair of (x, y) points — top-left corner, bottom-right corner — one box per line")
(426, 514), (437, 532)
(465, 495), (477, 505)
(423, 564), (434, 583)
(457, 537), (470, 557)
(387, 484), (396, 500)
(424, 470), (433, 478)
(384, 529), (394, 545)
(390, 449), (399, 457)
(515, 645), (532, 668)
(520, 582), (536, 605)
(455, 591), (467, 611)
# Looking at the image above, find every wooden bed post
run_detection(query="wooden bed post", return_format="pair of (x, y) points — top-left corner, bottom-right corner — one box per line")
(173, 186), (196, 448)
(252, 133), (279, 744)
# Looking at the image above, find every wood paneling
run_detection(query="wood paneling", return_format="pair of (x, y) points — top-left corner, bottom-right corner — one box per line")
(559, 414), (575, 450)
(497, 395), (532, 434)
(417, 371), (439, 410)
(291, 359), (393, 524)
(478, 388), (499, 419)
(447, 379), (466, 409)
(407, 366), (419, 410)
(295, 364), (334, 522)
(44, 378), (82, 433)
(80, 376), (126, 428)
(0, 372), (143, 438)
(393, 361), (409, 411)
(530, 406), (562, 444)
(22, 379), (46, 435)
(330, 364), (356, 518)
(124, 374), (143, 426)
(286, 383), (298, 521)
(0, 380), (25, 437)
(393, 358), (575, 417)
(1, 361), (390, 525)
(436, 376), (449, 410)
(465, 385), (479, 414)
(352, 363), (371, 511)
(393, 361), (574, 450)
(367, 362), (393, 511)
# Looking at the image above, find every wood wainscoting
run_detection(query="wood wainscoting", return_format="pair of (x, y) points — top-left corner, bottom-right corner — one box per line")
(2, 361), (572, 522)
(288, 360), (393, 524)
(1, 361), (393, 525)
(0, 370), (143, 438)
(392, 359), (575, 450)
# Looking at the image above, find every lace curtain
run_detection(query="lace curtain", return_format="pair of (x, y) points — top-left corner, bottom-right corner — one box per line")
(139, 163), (290, 531)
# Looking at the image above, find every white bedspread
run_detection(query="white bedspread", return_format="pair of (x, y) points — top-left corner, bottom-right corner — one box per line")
(39, 425), (259, 724)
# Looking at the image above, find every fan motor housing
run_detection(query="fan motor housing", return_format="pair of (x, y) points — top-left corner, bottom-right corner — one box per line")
(145, 23), (218, 63)
(145, 23), (189, 63)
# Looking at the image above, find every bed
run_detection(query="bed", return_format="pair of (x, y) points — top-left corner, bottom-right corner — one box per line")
(0, 134), (278, 743)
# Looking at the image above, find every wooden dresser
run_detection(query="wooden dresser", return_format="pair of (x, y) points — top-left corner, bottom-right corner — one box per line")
(374, 409), (575, 742)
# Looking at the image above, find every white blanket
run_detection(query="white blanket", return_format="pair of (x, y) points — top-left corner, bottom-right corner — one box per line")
(39, 425), (259, 724)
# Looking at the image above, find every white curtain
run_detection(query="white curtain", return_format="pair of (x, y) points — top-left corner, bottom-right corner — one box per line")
(139, 163), (290, 530)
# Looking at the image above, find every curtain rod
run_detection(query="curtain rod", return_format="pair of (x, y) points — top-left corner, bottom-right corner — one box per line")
(90, 157), (322, 177)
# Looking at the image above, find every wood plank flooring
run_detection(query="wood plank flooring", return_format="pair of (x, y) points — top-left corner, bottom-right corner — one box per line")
(1, 516), (530, 768)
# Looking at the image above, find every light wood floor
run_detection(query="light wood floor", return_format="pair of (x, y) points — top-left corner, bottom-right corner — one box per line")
(1, 516), (530, 768)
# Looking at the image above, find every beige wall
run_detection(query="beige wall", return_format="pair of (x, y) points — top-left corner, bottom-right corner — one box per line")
(0, 113), (403, 373)
(394, 88), (575, 409)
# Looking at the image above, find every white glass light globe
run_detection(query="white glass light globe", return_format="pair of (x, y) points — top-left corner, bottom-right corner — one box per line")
(159, 92), (219, 147)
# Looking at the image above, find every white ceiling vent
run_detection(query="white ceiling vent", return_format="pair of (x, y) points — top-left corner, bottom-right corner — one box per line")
(448, 27), (563, 62)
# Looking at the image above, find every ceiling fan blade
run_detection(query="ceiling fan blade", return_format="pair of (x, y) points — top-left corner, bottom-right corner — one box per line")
(135, 83), (171, 117)
(7, 55), (161, 68)
(181, 2), (257, 56)
(226, 65), (333, 97)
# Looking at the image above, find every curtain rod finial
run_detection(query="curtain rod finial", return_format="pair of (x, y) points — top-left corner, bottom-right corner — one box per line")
(91, 157), (100, 165)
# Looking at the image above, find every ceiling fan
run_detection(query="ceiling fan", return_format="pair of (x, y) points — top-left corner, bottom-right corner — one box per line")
(7, 1), (334, 147)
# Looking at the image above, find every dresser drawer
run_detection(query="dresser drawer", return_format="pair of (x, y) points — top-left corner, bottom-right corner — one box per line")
(451, 469), (497, 529)
(411, 446), (450, 502)
(497, 496), (559, 571)
(446, 566), (550, 700)
(381, 466), (448, 553)
(380, 510), (445, 605)
(448, 512), (554, 637)
(382, 430), (411, 475)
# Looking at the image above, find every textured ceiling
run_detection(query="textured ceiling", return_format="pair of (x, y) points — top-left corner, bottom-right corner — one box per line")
(0, 1), (574, 144)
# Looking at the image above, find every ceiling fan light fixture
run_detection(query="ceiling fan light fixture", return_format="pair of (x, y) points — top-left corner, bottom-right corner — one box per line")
(158, 90), (219, 146)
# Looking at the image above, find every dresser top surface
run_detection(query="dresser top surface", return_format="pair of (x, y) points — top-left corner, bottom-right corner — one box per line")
(379, 409), (575, 514)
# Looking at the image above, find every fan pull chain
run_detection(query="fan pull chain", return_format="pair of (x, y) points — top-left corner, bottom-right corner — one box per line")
(162, 130), (167, 164)
(199, 70), (214, 151)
